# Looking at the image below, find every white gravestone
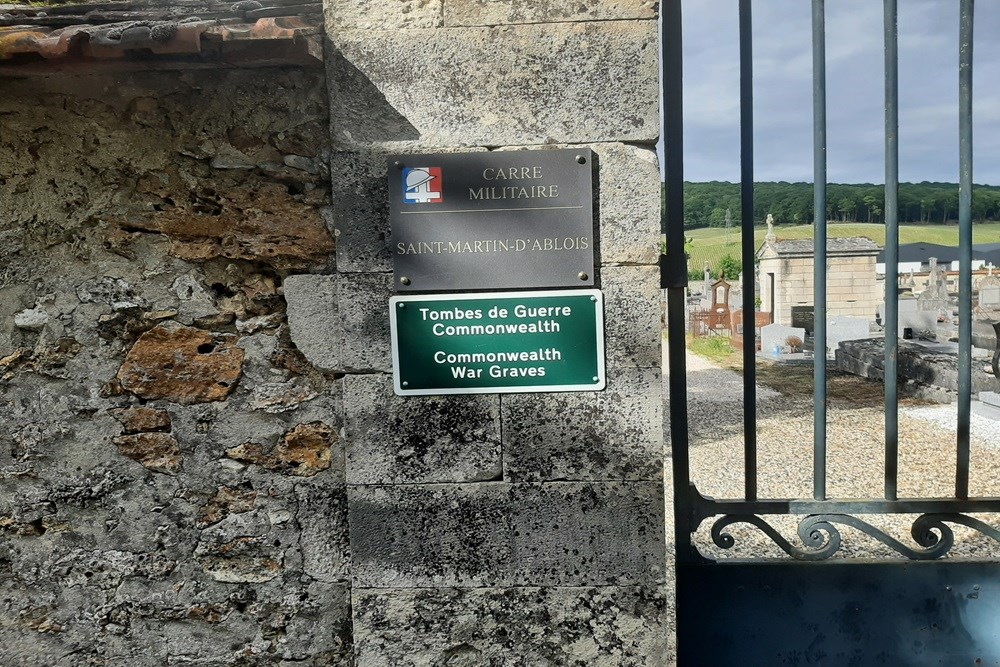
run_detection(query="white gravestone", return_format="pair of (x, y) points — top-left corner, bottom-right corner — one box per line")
(980, 286), (1000, 309)
(826, 316), (872, 357)
(761, 323), (806, 357)
(897, 298), (937, 339)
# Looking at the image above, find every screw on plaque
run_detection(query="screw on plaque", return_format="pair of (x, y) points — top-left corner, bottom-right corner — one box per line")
(402, 381), (408, 387)
(590, 296), (597, 302)
(592, 376), (599, 382)
(394, 161), (405, 170)
(401, 277), (411, 286)
(578, 272), (588, 281)
(398, 303), (405, 308)
(576, 155), (587, 165)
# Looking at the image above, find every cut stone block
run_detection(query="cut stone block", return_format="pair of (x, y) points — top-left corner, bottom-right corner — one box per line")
(285, 273), (392, 372)
(326, 0), (443, 30)
(494, 143), (660, 266)
(348, 481), (665, 588)
(343, 373), (501, 484)
(445, 0), (656, 27)
(349, 483), (512, 588)
(352, 585), (670, 667)
(296, 482), (351, 583)
(601, 265), (661, 368)
(328, 21), (658, 148)
(338, 273), (393, 371)
(329, 150), (394, 273)
(502, 366), (661, 481)
(284, 274), (340, 371)
(281, 581), (354, 663)
(508, 482), (665, 585)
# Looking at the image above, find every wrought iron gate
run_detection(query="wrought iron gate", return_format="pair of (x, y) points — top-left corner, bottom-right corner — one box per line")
(662, 1), (1000, 663)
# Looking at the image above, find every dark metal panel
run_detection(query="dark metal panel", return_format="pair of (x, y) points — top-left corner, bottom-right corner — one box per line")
(811, 0), (828, 501)
(677, 560), (1000, 665)
(739, 0), (758, 502)
(883, 0), (900, 501)
(661, 0), (695, 561)
(388, 149), (595, 292)
(957, 0), (974, 499)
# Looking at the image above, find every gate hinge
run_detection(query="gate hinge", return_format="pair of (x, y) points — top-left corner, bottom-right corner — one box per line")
(660, 253), (688, 290)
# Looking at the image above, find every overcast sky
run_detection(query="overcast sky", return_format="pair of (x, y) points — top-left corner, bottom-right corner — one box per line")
(678, 0), (1000, 184)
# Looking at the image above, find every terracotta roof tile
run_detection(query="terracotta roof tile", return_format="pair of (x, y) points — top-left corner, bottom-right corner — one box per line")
(0, 0), (320, 67)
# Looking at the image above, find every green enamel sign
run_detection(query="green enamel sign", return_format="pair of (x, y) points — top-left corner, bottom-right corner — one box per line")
(390, 290), (605, 396)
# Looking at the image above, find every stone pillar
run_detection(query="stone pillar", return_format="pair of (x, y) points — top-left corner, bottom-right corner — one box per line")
(285, 2), (666, 662)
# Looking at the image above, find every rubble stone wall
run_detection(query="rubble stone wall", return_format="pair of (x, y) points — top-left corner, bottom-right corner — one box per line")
(283, 2), (667, 664)
(0, 68), (353, 666)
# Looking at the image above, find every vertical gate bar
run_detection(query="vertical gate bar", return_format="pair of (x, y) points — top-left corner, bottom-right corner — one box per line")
(812, 0), (828, 501)
(956, 0), (974, 499)
(883, 0), (899, 501)
(662, 0), (694, 558)
(739, 0), (757, 501)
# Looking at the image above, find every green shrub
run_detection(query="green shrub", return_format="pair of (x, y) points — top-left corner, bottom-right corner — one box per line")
(717, 254), (743, 281)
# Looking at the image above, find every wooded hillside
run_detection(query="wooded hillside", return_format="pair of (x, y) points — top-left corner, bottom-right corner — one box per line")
(678, 182), (1000, 227)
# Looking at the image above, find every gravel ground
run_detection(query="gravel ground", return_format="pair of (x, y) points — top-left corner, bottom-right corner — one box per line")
(660, 348), (1000, 663)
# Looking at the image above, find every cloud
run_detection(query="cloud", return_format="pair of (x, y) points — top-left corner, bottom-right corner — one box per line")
(677, 0), (1000, 184)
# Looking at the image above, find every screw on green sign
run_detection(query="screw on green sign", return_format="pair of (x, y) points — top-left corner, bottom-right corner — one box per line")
(389, 290), (605, 396)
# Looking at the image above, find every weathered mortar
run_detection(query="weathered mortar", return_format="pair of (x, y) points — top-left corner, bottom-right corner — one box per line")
(0, 67), (353, 665)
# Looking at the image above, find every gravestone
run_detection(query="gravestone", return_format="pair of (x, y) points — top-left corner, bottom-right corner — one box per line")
(791, 306), (815, 335)
(826, 316), (871, 357)
(919, 257), (949, 313)
(761, 323), (806, 357)
(897, 298), (937, 339)
(978, 276), (1000, 312)
(981, 286), (1000, 308)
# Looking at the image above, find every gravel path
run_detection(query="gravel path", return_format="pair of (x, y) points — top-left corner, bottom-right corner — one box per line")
(661, 348), (1000, 662)
(904, 402), (1000, 449)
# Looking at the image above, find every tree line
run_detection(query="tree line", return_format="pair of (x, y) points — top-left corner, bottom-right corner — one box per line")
(677, 181), (1000, 228)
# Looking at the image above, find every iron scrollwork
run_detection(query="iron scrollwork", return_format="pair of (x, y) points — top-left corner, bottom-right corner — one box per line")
(710, 513), (1000, 561)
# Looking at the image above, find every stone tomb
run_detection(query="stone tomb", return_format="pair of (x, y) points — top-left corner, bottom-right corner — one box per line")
(757, 236), (882, 328)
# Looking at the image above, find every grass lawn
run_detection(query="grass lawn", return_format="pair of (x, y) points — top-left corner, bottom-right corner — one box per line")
(686, 222), (1000, 275)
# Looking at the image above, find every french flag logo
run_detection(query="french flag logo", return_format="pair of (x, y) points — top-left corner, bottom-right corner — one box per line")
(403, 167), (443, 204)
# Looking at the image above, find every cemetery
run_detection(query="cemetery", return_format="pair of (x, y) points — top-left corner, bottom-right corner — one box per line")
(687, 220), (1000, 404)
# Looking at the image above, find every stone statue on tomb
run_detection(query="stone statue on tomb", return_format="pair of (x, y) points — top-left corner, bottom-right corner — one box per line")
(765, 214), (776, 244)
